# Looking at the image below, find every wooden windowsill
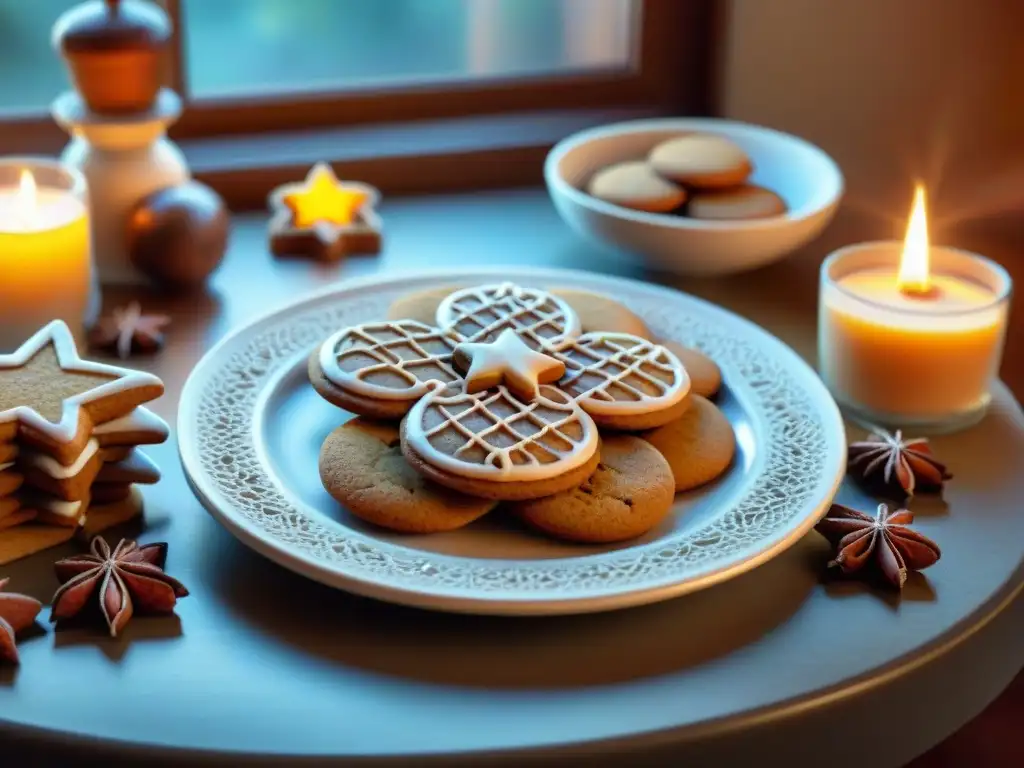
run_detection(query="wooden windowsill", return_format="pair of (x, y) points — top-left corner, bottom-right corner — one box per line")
(184, 107), (662, 210)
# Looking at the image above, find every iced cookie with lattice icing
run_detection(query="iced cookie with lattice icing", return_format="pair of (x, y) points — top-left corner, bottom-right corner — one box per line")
(554, 333), (691, 430)
(320, 418), (497, 533)
(435, 283), (581, 350)
(641, 395), (736, 491)
(509, 435), (675, 543)
(0, 321), (164, 464)
(401, 385), (600, 501)
(309, 320), (463, 419)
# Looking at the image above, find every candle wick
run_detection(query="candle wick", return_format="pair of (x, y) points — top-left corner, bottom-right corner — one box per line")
(899, 283), (941, 300)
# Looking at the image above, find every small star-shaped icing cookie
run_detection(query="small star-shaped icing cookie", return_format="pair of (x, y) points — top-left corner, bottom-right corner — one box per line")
(268, 163), (383, 261)
(0, 321), (164, 462)
(453, 328), (566, 402)
(283, 164), (368, 228)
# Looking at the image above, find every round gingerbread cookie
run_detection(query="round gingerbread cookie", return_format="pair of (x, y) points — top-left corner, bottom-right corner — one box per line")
(586, 161), (686, 213)
(659, 341), (722, 398)
(687, 184), (786, 220)
(640, 395), (735, 491)
(555, 333), (691, 430)
(386, 285), (460, 326)
(320, 418), (496, 533)
(551, 289), (653, 339)
(510, 435), (675, 543)
(401, 385), (600, 501)
(309, 320), (464, 420)
(648, 134), (752, 189)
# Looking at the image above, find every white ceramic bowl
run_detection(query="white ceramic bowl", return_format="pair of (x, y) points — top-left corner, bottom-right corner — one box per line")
(544, 117), (844, 276)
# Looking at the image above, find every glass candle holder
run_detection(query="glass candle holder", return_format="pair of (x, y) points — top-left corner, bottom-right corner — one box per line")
(0, 157), (97, 352)
(819, 242), (1012, 433)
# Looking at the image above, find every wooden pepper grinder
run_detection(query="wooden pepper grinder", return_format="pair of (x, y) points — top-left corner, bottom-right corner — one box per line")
(51, 0), (190, 286)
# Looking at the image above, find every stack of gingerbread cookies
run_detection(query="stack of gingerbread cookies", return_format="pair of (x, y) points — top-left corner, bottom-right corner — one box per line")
(309, 282), (735, 544)
(0, 321), (168, 565)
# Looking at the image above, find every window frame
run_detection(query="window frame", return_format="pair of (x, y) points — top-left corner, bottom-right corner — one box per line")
(0, 0), (717, 205)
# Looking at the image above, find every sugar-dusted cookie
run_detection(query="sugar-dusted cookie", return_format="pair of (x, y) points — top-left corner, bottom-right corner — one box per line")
(555, 333), (691, 430)
(659, 341), (722, 398)
(320, 418), (496, 533)
(0, 321), (164, 464)
(91, 406), (169, 447)
(0, 524), (74, 566)
(551, 289), (653, 339)
(386, 285), (461, 326)
(510, 435), (675, 543)
(586, 160), (687, 213)
(401, 385), (600, 501)
(688, 184), (786, 220)
(435, 282), (581, 349)
(641, 395), (735, 491)
(648, 134), (752, 189)
(310, 320), (463, 419)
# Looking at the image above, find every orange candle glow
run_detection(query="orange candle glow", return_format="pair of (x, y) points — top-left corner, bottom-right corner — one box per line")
(0, 160), (95, 351)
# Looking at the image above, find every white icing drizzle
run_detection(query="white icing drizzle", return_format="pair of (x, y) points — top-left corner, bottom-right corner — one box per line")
(319, 320), (462, 400)
(556, 333), (691, 416)
(0, 462), (12, 473)
(435, 283), (582, 350)
(404, 383), (598, 482)
(22, 438), (99, 479)
(0, 320), (164, 444)
(93, 406), (169, 437)
(19, 491), (82, 518)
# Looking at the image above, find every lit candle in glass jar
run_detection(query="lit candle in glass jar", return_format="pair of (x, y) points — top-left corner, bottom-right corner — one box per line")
(819, 185), (1011, 433)
(0, 158), (96, 352)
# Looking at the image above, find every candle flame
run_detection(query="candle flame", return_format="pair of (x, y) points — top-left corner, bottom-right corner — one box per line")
(15, 169), (38, 225)
(897, 184), (930, 294)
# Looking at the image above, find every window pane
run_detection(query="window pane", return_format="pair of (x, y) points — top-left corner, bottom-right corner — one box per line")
(0, 0), (76, 113)
(184, 0), (636, 99)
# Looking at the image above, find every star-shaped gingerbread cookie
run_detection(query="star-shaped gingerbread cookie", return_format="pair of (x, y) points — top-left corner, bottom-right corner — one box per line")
(0, 321), (164, 463)
(453, 328), (565, 401)
(268, 163), (383, 261)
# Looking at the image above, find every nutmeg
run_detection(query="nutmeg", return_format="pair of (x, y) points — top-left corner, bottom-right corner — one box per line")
(52, 0), (171, 114)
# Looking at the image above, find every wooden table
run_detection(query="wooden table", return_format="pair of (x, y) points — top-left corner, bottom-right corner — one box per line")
(5, 188), (1022, 765)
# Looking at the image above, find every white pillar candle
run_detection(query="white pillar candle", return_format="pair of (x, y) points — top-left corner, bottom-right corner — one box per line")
(0, 158), (97, 352)
(818, 186), (1011, 433)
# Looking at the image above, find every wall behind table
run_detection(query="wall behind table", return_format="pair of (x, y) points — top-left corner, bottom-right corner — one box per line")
(716, 0), (1024, 392)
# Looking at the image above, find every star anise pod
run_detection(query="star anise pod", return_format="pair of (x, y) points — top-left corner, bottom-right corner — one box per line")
(815, 503), (941, 589)
(0, 578), (43, 664)
(50, 537), (189, 638)
(847, 428), (952, 499)
(88, 302), (170, 359)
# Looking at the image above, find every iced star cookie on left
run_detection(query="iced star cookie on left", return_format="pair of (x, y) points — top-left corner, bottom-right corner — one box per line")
(0, 321), (169, 565)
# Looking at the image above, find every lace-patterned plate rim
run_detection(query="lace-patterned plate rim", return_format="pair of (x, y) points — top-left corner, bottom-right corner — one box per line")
(179, 267), (847, 615)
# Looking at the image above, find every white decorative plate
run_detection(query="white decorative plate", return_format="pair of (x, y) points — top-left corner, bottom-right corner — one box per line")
(179, 268), (846, 615)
